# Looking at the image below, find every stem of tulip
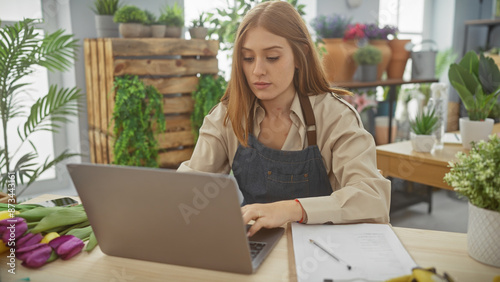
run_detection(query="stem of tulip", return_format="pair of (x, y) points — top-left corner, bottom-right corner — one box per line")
(59, 220), (90, 235)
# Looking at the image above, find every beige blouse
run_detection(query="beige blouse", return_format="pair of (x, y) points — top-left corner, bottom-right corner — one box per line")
(178, 92), (391, 224)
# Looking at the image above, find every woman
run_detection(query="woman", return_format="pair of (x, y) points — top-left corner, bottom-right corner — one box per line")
(178, 1), (390, 236)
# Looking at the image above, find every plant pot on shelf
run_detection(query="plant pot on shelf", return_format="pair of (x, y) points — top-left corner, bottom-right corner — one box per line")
(459, 117), (494, 149)
(189, 27), (208, 39)
(95, 15), (119, 38)
(151, 25), (166, 38)
(118, 23), (143, 38)
(165, 26), (182, 38)
(322, 38), (358, 83)
(410, 40), (437, 80)
(410, 132), (435, 153)
(375, 116), (397, 145)
(369, 39), (391, 80)
(141, 25), (152, 38)
(358, 64), (378, 82)
(467, 202), (500, 267)
(387, 39), (411, 79)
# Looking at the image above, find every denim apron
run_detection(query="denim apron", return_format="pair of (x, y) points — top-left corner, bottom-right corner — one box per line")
(232, 93), (333, 205)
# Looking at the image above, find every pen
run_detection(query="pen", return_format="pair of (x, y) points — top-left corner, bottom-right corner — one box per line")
(309, 239), (352, 270)
(454, 133), (460, 141)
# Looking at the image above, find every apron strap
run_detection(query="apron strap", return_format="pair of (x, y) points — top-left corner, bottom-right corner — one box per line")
(297, 93), (317, 146)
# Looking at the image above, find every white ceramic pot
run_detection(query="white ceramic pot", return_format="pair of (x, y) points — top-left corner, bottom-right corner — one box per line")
(467, 202), (500, 267)
(95, 15), (119, 38)
(410, 132), (435, 153)
(459, 117), (494, 149)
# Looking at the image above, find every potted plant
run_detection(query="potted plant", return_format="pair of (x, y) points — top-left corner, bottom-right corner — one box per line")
(364, 23), (396, 80)
(142, 10), (155, 37)
(444, 134), (500, 267)
(353, 44), (382, 82)
(310, 14), (353, 82)
(159, 2), (184, 38)
(189, 12), (211, 40)
(409, 108), (438, 152)
(91, 0), (120, 38)
(386, 26), (412, 79)
(149, 11), (166, 38)
(448, 50), (500, 149)
(0, 19), (81, 199)
(113, 5), (147, 38)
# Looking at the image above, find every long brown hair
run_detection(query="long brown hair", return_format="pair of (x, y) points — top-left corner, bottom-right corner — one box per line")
(222, 1), (350, 146)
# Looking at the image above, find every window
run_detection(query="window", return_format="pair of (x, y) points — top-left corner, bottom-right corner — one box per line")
(0, 0), (75, 198)
(379, 0), (425, 44)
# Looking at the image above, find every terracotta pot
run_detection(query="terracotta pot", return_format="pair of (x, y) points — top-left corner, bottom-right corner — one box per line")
(119, 23), (143, 38)
(387, 39), (411, 79)
(369, 39), (392, 80)
(322, 38), (358, 83)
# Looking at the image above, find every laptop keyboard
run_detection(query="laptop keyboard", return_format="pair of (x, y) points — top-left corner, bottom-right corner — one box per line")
(249, 241), (267, 259)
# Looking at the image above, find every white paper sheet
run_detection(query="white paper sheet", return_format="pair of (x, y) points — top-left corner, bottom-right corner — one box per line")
(442, 132), (462, 144)
(291, 223), (417, 282)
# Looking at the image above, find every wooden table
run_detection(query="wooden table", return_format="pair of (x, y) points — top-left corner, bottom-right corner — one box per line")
(376, 123), (500, 190)
(1, 194), (498, 281)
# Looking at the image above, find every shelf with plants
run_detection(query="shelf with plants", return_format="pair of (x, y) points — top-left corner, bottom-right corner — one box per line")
(83, 38), (219, 168)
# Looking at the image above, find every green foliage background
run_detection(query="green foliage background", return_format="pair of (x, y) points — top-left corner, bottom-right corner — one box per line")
(191, 75), (227, 142)
(112, 75), (165, 167)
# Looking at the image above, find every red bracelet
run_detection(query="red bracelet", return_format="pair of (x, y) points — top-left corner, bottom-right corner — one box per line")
(295, 199), (304, 223)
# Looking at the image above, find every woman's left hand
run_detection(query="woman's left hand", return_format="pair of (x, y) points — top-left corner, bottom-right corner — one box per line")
(241, 200), (303, 237)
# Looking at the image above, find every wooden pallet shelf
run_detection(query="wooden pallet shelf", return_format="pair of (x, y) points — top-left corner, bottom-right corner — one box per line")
(84, 38), (219, 168)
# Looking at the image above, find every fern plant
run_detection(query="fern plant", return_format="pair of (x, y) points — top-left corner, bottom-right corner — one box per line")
(0, 19), (81, 195)
(410, 108), (438, 135)
(191, 74), (227, 142)
(112, 75), (165, 167)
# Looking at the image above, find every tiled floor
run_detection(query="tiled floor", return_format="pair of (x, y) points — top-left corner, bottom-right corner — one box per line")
(390, 186), (469, 233)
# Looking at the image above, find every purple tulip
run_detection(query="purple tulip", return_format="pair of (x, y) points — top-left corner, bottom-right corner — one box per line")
(49, 235), (84, 260)
(16, 243), (53, 268)
(0, 217), (28, 243)
(17, 232), (43, 249)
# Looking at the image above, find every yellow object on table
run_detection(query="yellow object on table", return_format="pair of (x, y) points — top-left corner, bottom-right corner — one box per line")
(386, 267), (454, 282)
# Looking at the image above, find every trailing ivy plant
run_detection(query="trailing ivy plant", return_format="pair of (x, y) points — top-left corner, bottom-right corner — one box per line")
(112, 75), (165, 167)
(191, 74), (227, 142)
(0, 19), (81, 195)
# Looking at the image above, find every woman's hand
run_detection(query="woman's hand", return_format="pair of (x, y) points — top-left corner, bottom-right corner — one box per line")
(241, 200), (304, 237)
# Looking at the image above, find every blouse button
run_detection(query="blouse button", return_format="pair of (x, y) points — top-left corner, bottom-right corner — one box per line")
(304, 173), (308, 177)
(268, 171), (272, 175)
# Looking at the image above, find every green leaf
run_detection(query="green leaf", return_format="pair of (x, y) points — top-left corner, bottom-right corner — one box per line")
(17, 206), (65, 222)
(66, 225), (93, 240)
(478, 53), (500, 94)
(448, 67), (476, 111)
(30, 207), (87, 233)
(85, 231), (98, 252)
(458, 50), (479, 77)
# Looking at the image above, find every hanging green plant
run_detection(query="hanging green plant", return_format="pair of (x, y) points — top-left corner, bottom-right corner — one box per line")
(112, 75), (165, 167)
(191, 74), (227, 142)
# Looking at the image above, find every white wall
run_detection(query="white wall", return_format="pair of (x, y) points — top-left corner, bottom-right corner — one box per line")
(316, 0), (379, 24)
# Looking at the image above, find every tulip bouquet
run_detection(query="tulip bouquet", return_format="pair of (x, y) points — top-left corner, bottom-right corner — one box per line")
(0, 203), (97, 268)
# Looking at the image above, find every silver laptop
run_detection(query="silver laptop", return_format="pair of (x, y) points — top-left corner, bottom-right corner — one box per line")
(66, 163), (284, 274)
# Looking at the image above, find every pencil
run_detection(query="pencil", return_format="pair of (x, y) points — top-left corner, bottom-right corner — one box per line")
(309, 239), (352, 270)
